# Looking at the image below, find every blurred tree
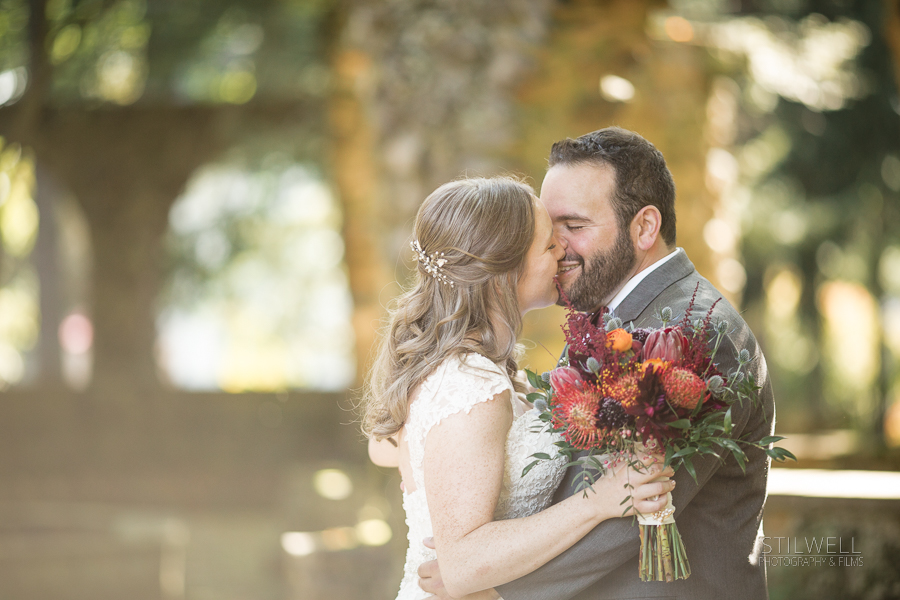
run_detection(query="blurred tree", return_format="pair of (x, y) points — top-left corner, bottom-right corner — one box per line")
(887, 0), (900, 89)
(506, 0), (726, 371)
(327, 0), (558, 376)
(514, 0), (719, 283)
(687, 0), (900, 448)
(0, 0), (332, 396)
(328, 0), (732, 377)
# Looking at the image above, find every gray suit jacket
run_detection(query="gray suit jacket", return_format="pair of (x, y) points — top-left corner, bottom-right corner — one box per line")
(498, 249), (774, 600)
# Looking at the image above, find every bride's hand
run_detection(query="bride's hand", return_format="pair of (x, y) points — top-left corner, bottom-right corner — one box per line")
(587, 454), (675, 520)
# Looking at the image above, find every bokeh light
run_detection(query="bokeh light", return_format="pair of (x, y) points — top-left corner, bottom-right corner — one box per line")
(281, 531), (316, 557)
(0, 141), (39, 388)
(58, 312), (93, 355)
(313, 469), (353, 501)
(818, 281), (880, 416)
(355, 519), (392, 546)
(599, 75), (635, 102)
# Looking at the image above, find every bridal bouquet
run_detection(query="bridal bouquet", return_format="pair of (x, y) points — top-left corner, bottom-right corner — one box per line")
(524, 284), (794, 583)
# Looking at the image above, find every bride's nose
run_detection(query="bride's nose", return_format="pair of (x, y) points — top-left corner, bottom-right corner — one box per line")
(552, 236), (566, 260)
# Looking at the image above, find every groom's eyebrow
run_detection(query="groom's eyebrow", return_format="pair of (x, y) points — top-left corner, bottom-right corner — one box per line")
(555, 213), (592, 223)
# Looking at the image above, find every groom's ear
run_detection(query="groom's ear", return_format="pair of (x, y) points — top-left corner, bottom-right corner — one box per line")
(631, 205), (662, 251)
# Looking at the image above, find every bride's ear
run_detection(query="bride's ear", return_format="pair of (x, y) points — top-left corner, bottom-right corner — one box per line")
(631, 206), (662, 251)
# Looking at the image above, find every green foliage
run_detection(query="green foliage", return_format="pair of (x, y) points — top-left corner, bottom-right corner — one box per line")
(1, 0), (334, 105)
(525, 368), (550, 392)
(0, 0), (29, 72)
(715, 0), (900, 434)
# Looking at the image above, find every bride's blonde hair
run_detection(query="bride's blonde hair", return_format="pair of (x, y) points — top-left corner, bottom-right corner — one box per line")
(362, 176), (538, 440)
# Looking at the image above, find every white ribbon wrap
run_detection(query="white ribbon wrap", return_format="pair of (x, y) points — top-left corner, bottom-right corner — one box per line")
(635, 485), (676, 526)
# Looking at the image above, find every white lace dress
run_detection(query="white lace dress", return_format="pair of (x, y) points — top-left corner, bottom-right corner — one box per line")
(395, 353), (566, 600)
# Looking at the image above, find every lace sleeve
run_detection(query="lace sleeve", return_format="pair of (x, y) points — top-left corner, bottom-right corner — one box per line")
(405, 354), (513, 492)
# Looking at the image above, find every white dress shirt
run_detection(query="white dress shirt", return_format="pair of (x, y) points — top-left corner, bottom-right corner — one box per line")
(606, 247), (682, 313)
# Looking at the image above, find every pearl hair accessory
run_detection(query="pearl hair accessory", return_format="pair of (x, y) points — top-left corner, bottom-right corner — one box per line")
(410, 239), (454, 287)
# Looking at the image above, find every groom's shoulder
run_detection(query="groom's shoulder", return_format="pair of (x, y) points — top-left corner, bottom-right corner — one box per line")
(655, 268), (745, 326)
(651, 267), (765, 365)
(659, 268), (770, 378)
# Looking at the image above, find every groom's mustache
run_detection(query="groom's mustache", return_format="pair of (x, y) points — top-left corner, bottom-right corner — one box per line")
(558, 254), (583, 276)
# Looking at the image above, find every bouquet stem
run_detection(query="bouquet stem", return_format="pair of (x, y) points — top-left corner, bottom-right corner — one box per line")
(639, 522), (690, 582)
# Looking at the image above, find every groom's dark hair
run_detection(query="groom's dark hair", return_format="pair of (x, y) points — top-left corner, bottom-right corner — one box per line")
(548, 127), (677, 246)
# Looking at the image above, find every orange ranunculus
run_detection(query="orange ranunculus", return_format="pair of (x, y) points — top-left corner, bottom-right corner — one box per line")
(641, 358), (670, 373)
(606, 328), (633, 352)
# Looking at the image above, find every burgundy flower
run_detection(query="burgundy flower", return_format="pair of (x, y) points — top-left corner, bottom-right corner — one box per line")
(596, 397), (631, 429)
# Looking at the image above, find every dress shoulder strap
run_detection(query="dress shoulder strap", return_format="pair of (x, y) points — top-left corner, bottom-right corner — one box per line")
(404, 353), (513, 490)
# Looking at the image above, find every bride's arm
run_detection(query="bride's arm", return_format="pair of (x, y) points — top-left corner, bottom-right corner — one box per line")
(425, 390), (673, 598)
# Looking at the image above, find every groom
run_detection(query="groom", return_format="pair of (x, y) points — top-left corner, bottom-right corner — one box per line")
(419, 127), (775, 600)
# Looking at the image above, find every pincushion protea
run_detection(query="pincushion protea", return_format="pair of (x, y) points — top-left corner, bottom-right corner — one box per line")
(551, 383), (610, 450)
(663, 368), (706, 410)
(604, 372), (640, 409)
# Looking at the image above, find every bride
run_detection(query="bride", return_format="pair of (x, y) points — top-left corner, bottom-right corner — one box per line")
(362, 177), (674, 600)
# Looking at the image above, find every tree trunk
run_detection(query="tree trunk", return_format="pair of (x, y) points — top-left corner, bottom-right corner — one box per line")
(327, 0), (556, 377)
(328, 32), (392, 385)
(32, 168), (63, 387)
(28, 108), (227, 397)
(515, 0), (718, 292)
(885, 0), (900, 93)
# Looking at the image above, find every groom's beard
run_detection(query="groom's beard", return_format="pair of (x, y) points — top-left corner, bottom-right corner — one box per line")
(559, 225), (636, 313)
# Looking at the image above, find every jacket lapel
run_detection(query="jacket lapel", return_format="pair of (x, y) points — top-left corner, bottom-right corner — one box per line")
(613, 248), (695, 322)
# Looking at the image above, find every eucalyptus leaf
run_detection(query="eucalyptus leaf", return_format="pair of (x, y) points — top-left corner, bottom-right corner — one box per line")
(526, 392), (546, 403)
(760, 435), (786, 445)
(672, 447), (697, 458)
(683, 457), (698, 482)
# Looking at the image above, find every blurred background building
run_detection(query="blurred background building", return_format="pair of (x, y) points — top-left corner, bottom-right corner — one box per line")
(0, 0), (898, 598)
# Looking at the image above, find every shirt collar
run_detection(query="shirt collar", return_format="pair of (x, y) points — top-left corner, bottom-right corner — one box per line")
(607, 248), (682, 313)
